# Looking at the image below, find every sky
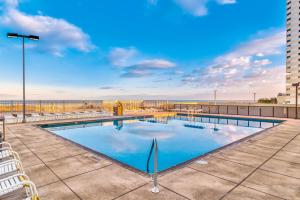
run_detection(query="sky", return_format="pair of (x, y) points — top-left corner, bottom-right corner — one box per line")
(0, 0), (286, 100)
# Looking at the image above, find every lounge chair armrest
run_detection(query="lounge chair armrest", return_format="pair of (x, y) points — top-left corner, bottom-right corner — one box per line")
(21, 180), (39, 198)
(0, 142), (12, 149)
(11, 150), (21, 161)
(0, 147), (13, 152)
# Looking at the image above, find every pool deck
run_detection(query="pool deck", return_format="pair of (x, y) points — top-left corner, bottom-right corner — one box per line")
(2, 115), (300, 200)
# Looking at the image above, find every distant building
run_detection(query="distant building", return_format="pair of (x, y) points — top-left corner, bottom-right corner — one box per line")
(286, 0), (300, 104)
(277, 93), (287, 105)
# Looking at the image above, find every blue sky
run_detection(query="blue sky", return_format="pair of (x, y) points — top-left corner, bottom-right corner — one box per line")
(0, 0), (285, 100)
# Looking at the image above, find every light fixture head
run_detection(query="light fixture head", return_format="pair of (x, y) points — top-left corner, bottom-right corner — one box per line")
(28, 35), (39, 40)
(7, 33), (19, 38)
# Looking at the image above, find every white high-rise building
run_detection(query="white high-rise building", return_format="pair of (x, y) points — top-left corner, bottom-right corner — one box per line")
(286, 0), (300, 104)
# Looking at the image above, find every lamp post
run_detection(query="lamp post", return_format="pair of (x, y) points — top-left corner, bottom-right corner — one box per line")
(214, 90), (217, 105)
(7, 33), (39, 123)
(253, 92), (256, 103)
(292, 82), (299, 119)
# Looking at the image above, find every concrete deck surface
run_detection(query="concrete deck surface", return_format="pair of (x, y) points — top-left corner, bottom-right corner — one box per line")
(1, 118), (300, 200)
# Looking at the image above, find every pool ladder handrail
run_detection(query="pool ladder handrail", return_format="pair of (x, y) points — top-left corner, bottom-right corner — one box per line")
(146, 139), (155, 173)
(146, 138), (159, 193)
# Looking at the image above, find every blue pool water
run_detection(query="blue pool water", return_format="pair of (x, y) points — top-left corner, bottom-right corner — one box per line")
(42, 115), (282, 173)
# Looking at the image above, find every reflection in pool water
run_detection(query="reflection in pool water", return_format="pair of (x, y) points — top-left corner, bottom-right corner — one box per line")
(43, 116), (282, 173)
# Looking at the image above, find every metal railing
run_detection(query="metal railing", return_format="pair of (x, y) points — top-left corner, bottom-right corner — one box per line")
(2, 100), (296, 119)
(146, 139), (155, 173)
(0, 100), (104, 114)
(0, 100), (170, 114)
(169, 104), (300, 119)
(147, 138), (159, 193)
(175, 115), (279, 129)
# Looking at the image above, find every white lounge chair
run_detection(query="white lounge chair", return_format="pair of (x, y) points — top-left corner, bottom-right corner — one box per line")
(89, 111), (98, 117)
(0, 159), (24, 176)
(100, 111), (113, 116)
(15, 114), (25, 123)
(0, 173), (39, 200)
(71, 112), (82, 118)
(0, 142), (12, 150)
(80, 111), (89, 118)
(3, 114), (17, 124)
(0, 148), (21, 161)
(26, 113), (42, 122)
(62, 112), (73, 119)
(42, 113), (56, 121)
(51, 113), (62, 120)
(194, 109), (203, 113)
(83, 111), (95, 118)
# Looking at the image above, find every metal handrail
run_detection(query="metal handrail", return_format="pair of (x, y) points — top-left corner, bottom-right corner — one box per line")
(146, 139), (155, 173)
(152, 138), (159, 193)
(146, 138), (159, 193)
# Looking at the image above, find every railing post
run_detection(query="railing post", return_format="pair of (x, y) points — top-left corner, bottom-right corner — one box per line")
(259, 107), (262, 117)
(63, 100), (66, 113)
(152, 138), (159, 193)
(39, 100), (42, 114)
(10, 100), (13, 113)
(248, 106), (250, 116)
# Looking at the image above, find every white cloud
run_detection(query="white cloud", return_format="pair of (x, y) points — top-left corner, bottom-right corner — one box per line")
(256, 53), (264, 57)
(109, 47), (176, 78)
(121, 69), (153, 78)
(121, 59), (176, 78)
(216, 30), (285, 63)
(134, 59), (176, 69)
(253, 59), (272, 66)
(121, 59), (175, 77)
(1, 0), (18, 7)
(181, 29), (285, 98)
(99, 86), (115, 90)
(175, 0), (209, 16)
(0, 0), (94, 56)
(217, 0), (236, 5)
(150, 0), (237, 17)
(108, 47), (138, 67)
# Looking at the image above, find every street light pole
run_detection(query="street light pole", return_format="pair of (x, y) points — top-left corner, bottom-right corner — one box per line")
(253, 92), (256, 103)
(292, 83), (299, 119)
(22, 37), (26, 123)
(7, 33), (39, 123)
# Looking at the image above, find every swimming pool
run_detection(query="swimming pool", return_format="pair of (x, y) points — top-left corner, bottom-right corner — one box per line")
(41, 115), (283, 173)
